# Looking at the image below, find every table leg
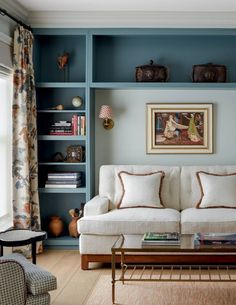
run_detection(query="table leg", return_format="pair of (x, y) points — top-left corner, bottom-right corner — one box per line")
(32, 241), (36, 264)
(111, 250), (116, 304)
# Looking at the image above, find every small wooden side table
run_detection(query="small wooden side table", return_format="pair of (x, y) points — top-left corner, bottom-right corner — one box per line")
(0, 229), (47, 264)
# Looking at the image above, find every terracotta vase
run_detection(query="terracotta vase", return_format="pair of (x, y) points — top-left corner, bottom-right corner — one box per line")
(68, 217), (80, 238)
(49, 216), (64, 237)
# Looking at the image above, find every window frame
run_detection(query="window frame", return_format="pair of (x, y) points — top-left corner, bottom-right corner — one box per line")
(0, 67), (13, 231)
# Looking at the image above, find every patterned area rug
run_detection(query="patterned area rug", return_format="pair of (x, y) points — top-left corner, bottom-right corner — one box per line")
(85, 275), (236, 305)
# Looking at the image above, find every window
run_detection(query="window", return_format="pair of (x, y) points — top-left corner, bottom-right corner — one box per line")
(0, 67), (13, 230)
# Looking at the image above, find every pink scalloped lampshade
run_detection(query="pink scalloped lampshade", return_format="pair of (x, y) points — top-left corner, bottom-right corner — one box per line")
(99, 105), (113, 119)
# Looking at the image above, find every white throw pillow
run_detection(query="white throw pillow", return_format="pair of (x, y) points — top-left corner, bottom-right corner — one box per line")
(196, 171), (236, 208)
(117, 171), (165, 209)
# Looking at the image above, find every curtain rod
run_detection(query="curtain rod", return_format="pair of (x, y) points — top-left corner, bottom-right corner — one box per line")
(0, 8), (32, 32)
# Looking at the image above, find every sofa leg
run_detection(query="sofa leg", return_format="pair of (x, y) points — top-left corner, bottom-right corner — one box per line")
(81, 255), (89, 270)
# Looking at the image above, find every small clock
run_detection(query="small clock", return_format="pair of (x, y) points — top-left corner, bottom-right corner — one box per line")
(72, 96), (83, 108)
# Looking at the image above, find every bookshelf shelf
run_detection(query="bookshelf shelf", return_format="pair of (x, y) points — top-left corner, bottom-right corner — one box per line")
(38, 187), (87, 194)
(38, 135), (86, 141)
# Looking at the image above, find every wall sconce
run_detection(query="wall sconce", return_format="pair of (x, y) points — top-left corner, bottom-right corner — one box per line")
(99, 105), (114, 130)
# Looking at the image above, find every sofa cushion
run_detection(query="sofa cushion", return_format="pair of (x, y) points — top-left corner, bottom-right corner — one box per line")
(117, 171), (165, 209)
(180, 165), (236, 210)
(196, 171), (236, 208)
(3, 253), (57, 296)
(99, 165), (181, 210)
(181, 208), (236, 234)
(78, 207), (180, 235)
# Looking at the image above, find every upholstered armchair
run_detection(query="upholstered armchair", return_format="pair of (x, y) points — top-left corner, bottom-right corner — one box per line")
(0, 253), (57, 305)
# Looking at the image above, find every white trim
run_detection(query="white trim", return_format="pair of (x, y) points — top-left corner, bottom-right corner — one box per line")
(0, 214), (13, 232)
(0, 33), (12, 46)
(28, 11), (236, 28)
(0, 71), (13, 233)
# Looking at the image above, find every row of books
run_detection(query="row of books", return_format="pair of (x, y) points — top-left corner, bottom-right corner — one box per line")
(45, 172), (83, 188)
(72, 115), (86, 136)
(49, 121), (72, 135)
(49, 116), (86, 136)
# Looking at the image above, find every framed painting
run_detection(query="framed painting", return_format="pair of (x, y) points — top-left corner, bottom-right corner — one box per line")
(146, 103), (213, 154)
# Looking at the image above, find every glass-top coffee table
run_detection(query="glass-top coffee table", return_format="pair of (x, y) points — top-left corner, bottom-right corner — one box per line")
(111, 234), (236, 304)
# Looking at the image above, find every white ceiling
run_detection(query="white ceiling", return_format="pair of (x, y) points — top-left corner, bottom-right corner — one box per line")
(15, 0), (236, 12)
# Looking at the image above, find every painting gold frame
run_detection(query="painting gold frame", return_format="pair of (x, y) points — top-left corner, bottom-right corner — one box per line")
(146, 103), (213, 154)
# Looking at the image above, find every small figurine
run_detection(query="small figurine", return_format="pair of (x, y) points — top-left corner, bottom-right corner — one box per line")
(48, 104), (64, 110)
(68, 208), (83, 238)
(57, 52), (69, 70)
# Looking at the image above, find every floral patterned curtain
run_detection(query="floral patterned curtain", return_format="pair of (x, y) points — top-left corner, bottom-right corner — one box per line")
(12, 26), (42, 254)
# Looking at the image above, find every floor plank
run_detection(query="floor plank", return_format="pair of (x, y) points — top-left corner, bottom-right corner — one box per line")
(37, 250), (107, 305)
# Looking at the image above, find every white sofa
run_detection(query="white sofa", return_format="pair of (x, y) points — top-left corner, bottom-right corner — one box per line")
(78, 165), (236, 269)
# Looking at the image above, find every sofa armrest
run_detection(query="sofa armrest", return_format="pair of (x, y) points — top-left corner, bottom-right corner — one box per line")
(84, 195), (109, 216)
(0, 259), (26, 305)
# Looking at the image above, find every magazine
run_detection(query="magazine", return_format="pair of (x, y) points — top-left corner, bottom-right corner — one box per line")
(194, 233), (236, 246)
(142, 232), (180, 245)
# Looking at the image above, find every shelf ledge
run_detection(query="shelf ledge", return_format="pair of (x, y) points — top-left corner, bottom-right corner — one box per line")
(90, 82), (236, 90)
(36, 82), (86, 88)
(39, 187), (87, 193)
(38, 135), (86, 141)
(39, 162), (86, 166)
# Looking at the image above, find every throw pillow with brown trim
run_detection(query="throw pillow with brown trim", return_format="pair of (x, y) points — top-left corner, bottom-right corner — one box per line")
(196, 171), (236, 208)
(117, 171), (165, 209)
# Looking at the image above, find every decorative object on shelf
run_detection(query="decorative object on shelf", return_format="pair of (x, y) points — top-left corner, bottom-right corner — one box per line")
(48, 215), (64, 237)
(65, 145), (85, 162)
(135, 60), (169, 82)
(50, 152), (65, 162)
(99, 105), (114, 130)
(57, 52), (69, 70)
(68, 208), (83, 238)
(192, 63), (226, 82)
(72, 96), (83, 108)
(146, 103), (213, 154)
(48, 104), (64, 110)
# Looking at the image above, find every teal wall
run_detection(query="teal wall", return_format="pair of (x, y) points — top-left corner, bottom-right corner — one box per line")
(95, 89), (236, 190)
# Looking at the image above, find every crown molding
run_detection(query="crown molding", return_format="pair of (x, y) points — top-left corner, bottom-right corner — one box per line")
(28, 11), (236, 28)
(0, 0), (28, 21)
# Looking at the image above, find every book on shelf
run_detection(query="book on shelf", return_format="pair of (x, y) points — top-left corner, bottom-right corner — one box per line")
(49, 121), (73, 135)
(47, 172), (82, 178)
(45, 180), (82, 185)
(142, 232), (180, 246)
(45, 184), (81, 188)
(194, 233), (236, 246)
(49, 131), (73, 136)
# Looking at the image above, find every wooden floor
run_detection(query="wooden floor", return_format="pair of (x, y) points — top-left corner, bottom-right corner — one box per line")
(37, 250), (110, 305)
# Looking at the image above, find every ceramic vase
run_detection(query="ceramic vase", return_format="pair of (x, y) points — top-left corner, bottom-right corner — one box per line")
(49, 216), (64, 237)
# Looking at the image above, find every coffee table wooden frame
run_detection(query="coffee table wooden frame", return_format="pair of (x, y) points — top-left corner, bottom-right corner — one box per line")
(111, 234), (236, 304)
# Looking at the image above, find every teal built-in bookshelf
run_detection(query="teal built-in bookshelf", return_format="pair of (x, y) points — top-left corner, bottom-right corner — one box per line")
(34, 28), (236, 247)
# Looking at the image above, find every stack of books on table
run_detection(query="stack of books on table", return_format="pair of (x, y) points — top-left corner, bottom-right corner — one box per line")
(142, 232), (180, 246)
(194, 233), (236, 247)
(45, 172), (82, 188)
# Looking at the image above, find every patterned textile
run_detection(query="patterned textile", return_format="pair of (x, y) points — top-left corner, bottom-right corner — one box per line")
(0, 260), (26, 305)
(12, 26), (41, 256)
(4, 253), (57, 295)
(26, 293), (50, 305)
